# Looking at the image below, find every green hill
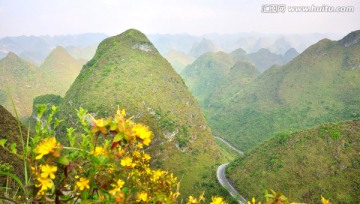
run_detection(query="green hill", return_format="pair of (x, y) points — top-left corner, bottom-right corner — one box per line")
(181, 51), (237, 107)
(227, 120), (360, 203)
(247, 48), (286, 72)
(0, 47), (82, 119)
(205, 30), (360, 151)
(180, 47), (295, 111)
(208, 61), (259, 108)
(39, 46), (82, 96)
(58, 29), (223, 197)
(0, 52), (41, 118)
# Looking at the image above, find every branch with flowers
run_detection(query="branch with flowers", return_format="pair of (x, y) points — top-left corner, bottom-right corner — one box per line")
(1, 106), (187, 203)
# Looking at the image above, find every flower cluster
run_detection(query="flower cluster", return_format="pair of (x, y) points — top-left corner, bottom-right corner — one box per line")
(24, 107), (184, 203)
(0, 106), (228, 203)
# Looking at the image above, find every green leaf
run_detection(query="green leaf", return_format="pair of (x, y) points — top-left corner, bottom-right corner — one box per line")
(51, 105), (57, 113)
(110, 121), (117, 131)
(54, 118), (64, 129)
(57, 156), (70, 166)
(0, 171), (26, 194)
(10, 143), (17, 154)
(114, 132), (124, 142)
(0, 139), (6, 147)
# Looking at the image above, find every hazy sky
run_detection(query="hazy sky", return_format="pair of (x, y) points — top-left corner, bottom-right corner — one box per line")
(0, 0), (359, 37)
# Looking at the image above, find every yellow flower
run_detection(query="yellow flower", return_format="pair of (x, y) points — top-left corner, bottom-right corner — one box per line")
(136, 143), (144, 149)
(133, 150), (141, 158)
(91, 116), (106, 128)
(91, 146), (107, 156)
(151, 169), (167, 182)
(137, 192), (148, 202)
(76, 177), (90, 191)
(40, 164), (57, 179)
(121, 156), (135, 168)
(187, 196), (198, 203)
(211, 196), (227, 204)
(199, 192), (205, 202)
(171, 191), (181, 200)
(34, 137), (59, 160)
(116, 147), (125, 156)
(132, 124), (153, 146)
(109, 179), (125, 195)
(321, 196), (330, 204)
(36, 177), (53, 195)
(143, 153), (151, 162)
(116, 108), (126, 116)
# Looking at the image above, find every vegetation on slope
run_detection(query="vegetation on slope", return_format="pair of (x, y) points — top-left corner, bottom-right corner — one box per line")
(0, 52), (41, 118)
(0, 105), (26, 188)
(58, 29), (223, 197)
(227, 120), (360, 203)
(0, 47), (82, 119)
(39, 46), (82, 96)
(205, 30), (360, 151)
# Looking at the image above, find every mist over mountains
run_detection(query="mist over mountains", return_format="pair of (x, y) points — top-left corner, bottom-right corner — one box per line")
(0, 32), (342, 65)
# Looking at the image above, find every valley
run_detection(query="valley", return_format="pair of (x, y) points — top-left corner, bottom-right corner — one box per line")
(0, 29), (359, 203)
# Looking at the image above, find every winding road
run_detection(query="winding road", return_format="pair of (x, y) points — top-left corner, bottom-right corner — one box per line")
(215, 136), (247, 204)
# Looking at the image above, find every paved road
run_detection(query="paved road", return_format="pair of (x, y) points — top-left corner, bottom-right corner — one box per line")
(214, 136), (244, 155)
(215, 136), (247, 204)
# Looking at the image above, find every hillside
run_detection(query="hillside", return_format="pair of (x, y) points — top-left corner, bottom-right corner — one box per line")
(0, 52), (41, 118)
(39, 46), (82, 95)
(180, 47), (295, 118)
(0, 46), (82, 119)
(58, 29), (223, 197)
(227, 120), (360, 203)
(205, 30), (360, 151)
(0, 105), (27, 188)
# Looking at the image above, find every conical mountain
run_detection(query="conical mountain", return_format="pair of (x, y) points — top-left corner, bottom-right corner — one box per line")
(283, 48), (299, 63)
(0, 52), (40, 118)
(40, 46), (82, 95)
(208, 30), (360, 151)
(189, 38), (218, 57)
(247, 48), (285, 72)
(228, 120), (360, 203)
(59, 29), (222, 196)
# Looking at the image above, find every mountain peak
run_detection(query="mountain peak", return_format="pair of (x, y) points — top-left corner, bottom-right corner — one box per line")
(189, 38), (217, 57)
(95, 29), (156, 57)
(339, 30), (360, 47)
(4, 51), (19, 60)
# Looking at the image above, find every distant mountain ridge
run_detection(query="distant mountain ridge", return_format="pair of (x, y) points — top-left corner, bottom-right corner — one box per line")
(0, 33), (107, 64)
(205, 30), (360, 151)
(0, 46), (82, 118)
(180, 46), (298, 112)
